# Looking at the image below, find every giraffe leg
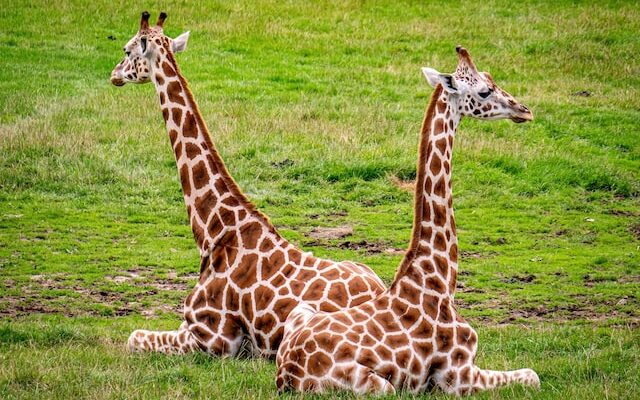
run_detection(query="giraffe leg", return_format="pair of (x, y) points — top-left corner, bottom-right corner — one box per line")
(471, 367), (540, 392)
(348, 364), (396, 395)
(276, 362), (395, 395)
(128, 321), (246, 357)
(437, 365), (540, 396)
(127, 322), (200, 354)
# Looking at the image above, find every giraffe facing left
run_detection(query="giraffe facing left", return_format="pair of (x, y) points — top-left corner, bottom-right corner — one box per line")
(110, 12), (386, 357)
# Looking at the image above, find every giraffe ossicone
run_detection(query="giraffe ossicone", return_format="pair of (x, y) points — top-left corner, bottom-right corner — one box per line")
(276, 46), (539, 396)
(111, 11), (386, 357)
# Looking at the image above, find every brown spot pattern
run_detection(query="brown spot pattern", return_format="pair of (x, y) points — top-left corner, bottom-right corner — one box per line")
(167, 81), (185, 106)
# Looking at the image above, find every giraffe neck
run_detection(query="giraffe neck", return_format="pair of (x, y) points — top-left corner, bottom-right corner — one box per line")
(392, 84), (461, 297)
(149, 44), (278, 256)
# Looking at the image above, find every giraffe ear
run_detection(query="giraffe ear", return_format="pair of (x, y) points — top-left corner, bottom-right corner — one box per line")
(172, 31), (190, 53)
(421, 68), (458, 94)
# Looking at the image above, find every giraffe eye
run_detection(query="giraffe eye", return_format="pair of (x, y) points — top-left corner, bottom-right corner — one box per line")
(478, 90), (492, 99)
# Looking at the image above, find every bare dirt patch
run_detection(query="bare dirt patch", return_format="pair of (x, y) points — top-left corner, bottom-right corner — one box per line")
(105, 268), (199, 292)
(0, 297), (71, 317)
(499, 297), (639, 324)
(629, 223), (640, 240)
(107, 276), (132, 284)
(571, 90), (592, 97)
(455, 281), (486, 294)
(270, 158), (295, 168)
(606, 209), (640, 217)
(140, 304), (182, 318)
(459, 293), (639, 326)
(337, 240), (404, 255)
(618, 275), (640, 284)
(305, 236), (404, 255)
(0, 269), (196, 318)
(461, 251), (483, 259)
(150, 280), (192, 291)
(582, 274), (618, 287)
(501, 274), (536, 284)
(460, 250), (497, 260)
(306, 210), (348, 220)
(471, 237), (507, 245)
(307, 226), (353, 240)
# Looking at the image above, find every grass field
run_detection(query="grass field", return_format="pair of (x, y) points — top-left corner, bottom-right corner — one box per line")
(1, 0), (639, 398)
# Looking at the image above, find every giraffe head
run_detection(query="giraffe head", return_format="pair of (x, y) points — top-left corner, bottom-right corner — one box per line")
(111, 11), (190, 86)
(422, 46), (533, 123)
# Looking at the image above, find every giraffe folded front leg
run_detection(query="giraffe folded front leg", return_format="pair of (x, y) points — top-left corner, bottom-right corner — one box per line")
(435, 365), (539, 396)
(127, 325), (201, 354)
(474, 367), (540, 391)
(350, 364), (396, 395)
(445, 365), (539, 395)
(276, 362), (395, 395)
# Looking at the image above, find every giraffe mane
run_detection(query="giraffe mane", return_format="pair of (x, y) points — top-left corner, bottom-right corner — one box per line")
(162, 44), (281, 238)
(390, 83), (444, 287)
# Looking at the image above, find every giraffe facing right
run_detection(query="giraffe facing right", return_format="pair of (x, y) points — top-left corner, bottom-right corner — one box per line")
(276, 46), (539, 396)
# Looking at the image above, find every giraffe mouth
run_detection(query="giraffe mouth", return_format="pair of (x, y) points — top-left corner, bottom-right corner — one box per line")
(511, 112), (533, 123)
(111, 77), (126, 87)
(510, 106), (533, 123)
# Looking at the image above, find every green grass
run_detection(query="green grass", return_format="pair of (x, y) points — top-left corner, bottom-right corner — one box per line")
(0, 0), (639, 398)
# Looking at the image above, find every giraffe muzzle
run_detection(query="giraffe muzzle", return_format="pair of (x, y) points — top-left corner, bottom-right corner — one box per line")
(111, 61), (127, 86)
(511, 105), (533, 123)
(111, 76), (126, 86)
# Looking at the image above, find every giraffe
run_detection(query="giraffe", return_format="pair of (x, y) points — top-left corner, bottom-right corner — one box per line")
(110, 12), (385, 357)
(275, 46), (539, 395)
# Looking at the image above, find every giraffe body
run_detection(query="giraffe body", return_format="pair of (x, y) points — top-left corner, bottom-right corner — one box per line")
(113, 12), (385, 357)
(276, 47), (539, 395)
